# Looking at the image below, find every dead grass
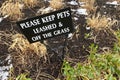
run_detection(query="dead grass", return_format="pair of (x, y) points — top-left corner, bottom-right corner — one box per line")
(22, 0), (39, 8)
(9, 33), (47, 58)
(8, 33), (47, 73)
(8, 0), (39, 7)
(79, 0), (97, 13)
(0, 1), (24, 21)
(0, 30), (47, 75)
(0, 30), (14, 46)
(50, 0), (64, 10)
(0, 0), (40, 21)
(87, 13), (117, 30)
(0, 30), (47, 60)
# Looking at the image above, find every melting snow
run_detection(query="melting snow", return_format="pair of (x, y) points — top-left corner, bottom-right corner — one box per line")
(74, 17), (78, 21)
(44, 0), (50, 2)
(0, 18), (3, 23)
(0, 55), (12, 80)
(106, 1), (119, 5)
(76, 9), (88, 15)
(0, 15), (9, 23)
(68, 33), (73, 38)
(68, 1), (78, 6)
(71, 9), (77, 12)
(86, 26), (91, 30)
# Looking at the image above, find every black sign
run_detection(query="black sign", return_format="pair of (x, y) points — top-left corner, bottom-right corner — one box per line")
(16, 7), (74, 43)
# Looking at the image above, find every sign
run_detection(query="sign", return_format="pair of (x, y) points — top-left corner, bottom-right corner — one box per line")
(16, 7), (74, 43)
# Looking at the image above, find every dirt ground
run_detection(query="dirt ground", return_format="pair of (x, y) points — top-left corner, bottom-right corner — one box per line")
(0, 0), (120, 80)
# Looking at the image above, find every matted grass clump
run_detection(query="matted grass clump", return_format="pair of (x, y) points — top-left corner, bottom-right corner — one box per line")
(87, 13), (117, 30)
(50, 0), (64, 9)
(0, 0), (42, 21)
(79, 0), (97, 13)
(9, 33), (47, 57)
(0, 1), (23, 21)
(9, 33), (47, 71)
(0, 30), (47, 58)
(0, 30), (47, 76)
(22, 0), (39, 8)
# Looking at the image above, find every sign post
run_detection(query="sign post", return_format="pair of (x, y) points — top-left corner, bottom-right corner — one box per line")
(17, 7), (74, 43)
(17, 7), (74, 61)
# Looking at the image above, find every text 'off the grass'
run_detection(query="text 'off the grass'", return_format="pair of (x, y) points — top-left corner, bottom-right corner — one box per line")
(16, 7), (74, 43)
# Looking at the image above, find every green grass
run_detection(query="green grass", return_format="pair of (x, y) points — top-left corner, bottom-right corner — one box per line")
(62, 43), (120, 80)
(9, 73), (31, 80)
(16, 73), (31, 80)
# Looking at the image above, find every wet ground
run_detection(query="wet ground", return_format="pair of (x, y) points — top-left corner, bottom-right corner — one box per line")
(0, 0), (120, 80)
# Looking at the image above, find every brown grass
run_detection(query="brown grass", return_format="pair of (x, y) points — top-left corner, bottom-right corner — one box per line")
(0, 0), (40, 21)
(0, 30), (48, 77)
(0, 30), (47, 59)
(0, 31), (47, 65)
(50, 0), (64, 9)
(22, 0), (39, 8)
(9, 33), (47, 58)
(87, 13), (117, 30)
(0, 30), (13, 46)
(8, 33), (47, 73)
(79, 0), (97, 13)
(0, 1), (23, 21)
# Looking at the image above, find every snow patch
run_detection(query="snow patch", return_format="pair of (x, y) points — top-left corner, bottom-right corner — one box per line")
(68, 33), (73, 39)
(0, 15), (9, 23)
(0, 18), (3, 23)
(71, 9), (77, 12)
(86, 26), (91, 30)
(0, 55), (12, 80)
(74, 17), (78, 21)
(68, 1), (78, 5)
(106, 1), (119, 5)
(44, 0), (50, 2)
(76, 8), (88, 15)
